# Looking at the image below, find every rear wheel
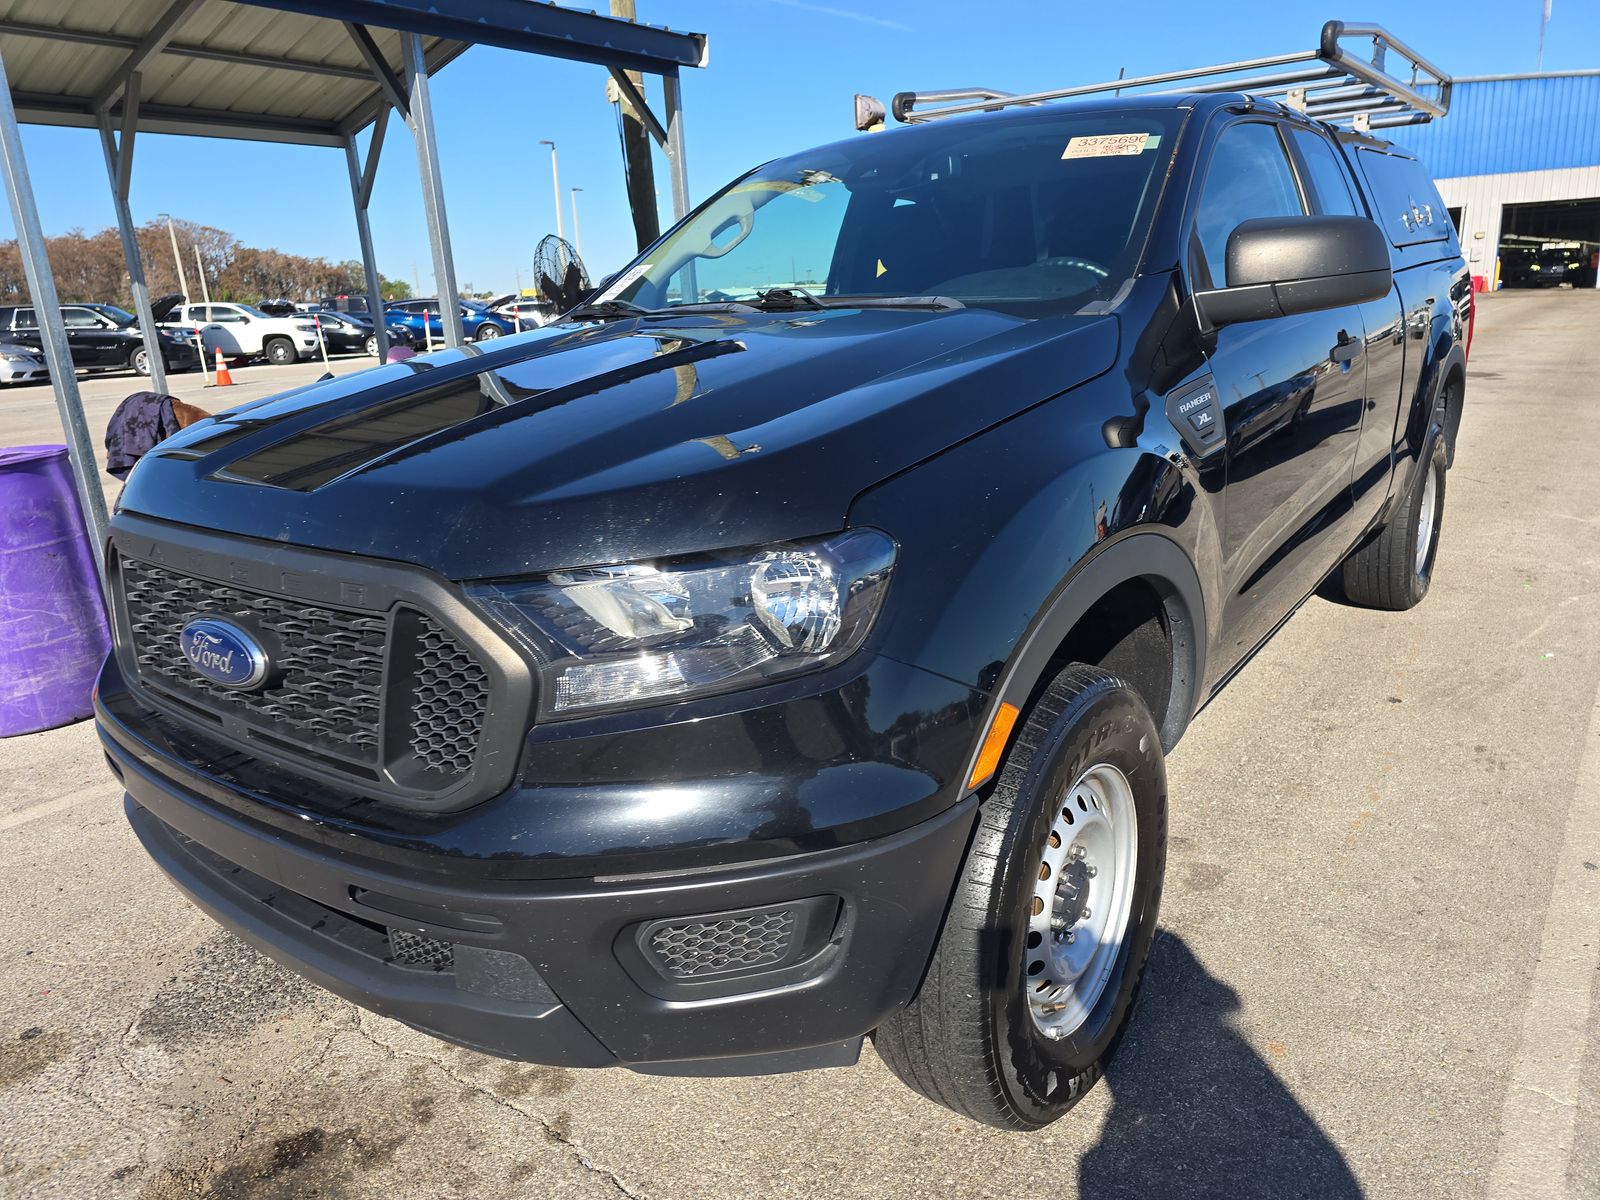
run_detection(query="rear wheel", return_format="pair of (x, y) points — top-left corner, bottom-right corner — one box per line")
(1340, 430), (1447, 610)
(264, 337), (296, 365)
(873, 664), (1167, 1129)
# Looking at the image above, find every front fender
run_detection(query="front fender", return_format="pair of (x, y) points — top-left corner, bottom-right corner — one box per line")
(849, 376), (1217, 755)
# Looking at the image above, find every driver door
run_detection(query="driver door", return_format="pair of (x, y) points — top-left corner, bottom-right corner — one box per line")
(1194, 120), (1369, 667)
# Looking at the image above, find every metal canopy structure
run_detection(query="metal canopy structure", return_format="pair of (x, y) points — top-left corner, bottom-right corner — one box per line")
(0, 0), (708, 583)
(888, 20), (1450, 132)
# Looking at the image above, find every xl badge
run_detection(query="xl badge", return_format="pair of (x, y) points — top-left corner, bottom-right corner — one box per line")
(179, 617), (270, 690)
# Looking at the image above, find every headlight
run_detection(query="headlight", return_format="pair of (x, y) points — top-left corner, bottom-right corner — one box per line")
(0, 350), (33, 362)
(468, 529), (895, 718)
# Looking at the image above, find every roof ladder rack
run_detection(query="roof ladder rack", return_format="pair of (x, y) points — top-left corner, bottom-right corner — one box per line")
(884, 20), (1450, 132)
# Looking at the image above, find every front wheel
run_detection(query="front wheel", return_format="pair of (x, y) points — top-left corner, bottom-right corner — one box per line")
(473, 323), (501, 341)
(264, 337), (296, 365)
(364, 335), (379, 357)
(873, 664), (1167, 1129)
(130, 347), (151, 376)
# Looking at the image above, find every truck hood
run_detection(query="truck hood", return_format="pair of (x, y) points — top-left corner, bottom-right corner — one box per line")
(120, 306), (1118, 579)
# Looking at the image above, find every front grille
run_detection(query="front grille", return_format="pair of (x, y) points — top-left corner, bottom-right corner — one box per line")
(648, 909), (797, 978)
(121, 557), (386, 760)
(115, 551), (493, 793)
(410, 614), (489, 775)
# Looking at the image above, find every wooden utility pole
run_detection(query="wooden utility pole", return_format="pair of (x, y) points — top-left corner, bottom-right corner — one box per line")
(608, 0), (661, 251)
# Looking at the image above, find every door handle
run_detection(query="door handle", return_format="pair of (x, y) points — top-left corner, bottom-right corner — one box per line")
(1331, 333), (1363, 364)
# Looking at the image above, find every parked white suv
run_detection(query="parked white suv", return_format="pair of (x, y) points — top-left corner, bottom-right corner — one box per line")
(153, 299), (321, 366)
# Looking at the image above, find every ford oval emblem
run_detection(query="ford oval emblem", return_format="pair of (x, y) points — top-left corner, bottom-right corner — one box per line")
(179, 617), (270, 690)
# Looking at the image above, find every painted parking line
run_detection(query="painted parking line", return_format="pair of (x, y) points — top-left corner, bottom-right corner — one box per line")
(1488, 690), (1600, 1199)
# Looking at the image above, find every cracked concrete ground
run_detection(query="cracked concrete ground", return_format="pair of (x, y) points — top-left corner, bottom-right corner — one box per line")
(3, 289), (1598, 1198)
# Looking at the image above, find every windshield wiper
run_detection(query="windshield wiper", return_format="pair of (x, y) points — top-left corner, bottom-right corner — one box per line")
(825, 294), (965, 311)
(746, 291), (965, 313)
(565, 298), (655, 321)
(751, 287), (826, 311)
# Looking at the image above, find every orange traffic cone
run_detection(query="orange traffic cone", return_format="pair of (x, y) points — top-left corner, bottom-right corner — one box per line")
(212, 348), (234, 387)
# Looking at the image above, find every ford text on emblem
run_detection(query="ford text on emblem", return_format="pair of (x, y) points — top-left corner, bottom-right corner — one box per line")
(179, 617), (270, 690)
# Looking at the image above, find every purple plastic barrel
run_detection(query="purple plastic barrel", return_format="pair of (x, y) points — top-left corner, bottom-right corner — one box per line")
(0, 446), (111, 736)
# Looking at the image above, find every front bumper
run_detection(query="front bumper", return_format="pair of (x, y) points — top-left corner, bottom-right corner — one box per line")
(100, 684), (978, 1073)
(0, 359), (47, 383)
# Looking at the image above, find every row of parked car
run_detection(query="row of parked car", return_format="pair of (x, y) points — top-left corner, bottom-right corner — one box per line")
(0, 290), (559, 384)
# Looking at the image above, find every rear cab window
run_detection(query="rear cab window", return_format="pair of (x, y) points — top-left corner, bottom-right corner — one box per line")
(1354, 148), (1453, 248)
(1287, 127), (1362, 217)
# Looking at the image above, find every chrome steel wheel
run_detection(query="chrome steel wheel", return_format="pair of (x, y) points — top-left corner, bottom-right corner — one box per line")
(1025, 762), (1139, 1040)
(1415, 462), (1438, 577)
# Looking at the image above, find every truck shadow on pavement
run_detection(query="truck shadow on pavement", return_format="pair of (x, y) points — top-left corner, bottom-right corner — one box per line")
(1078, 931), (1363, 1200)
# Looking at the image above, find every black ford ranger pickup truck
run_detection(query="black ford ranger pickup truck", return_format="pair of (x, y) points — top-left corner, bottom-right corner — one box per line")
(97, 90), (1469, 1129)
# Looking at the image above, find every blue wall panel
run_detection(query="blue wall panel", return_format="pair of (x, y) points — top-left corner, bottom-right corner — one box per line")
(1388, 74), (1600, 179)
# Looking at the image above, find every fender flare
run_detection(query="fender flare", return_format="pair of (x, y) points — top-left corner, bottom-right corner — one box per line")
(1407, 343), (1467, 469)
(961, 531), (1208, 793)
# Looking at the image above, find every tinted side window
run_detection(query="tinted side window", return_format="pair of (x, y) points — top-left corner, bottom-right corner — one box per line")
(14, 308), (36, 328)
(1194, 122), (1305, 286)
(61, 307), (104, 328)
(1356, 149), (1450, 246)
(1289, 129), (1360, 217)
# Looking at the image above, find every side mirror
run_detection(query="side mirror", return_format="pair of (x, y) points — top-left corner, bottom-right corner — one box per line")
(1197, 215), (1392, 329)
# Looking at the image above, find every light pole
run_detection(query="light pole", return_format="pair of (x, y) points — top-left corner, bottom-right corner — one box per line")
(538, 139), (565, 257)
(570, 187), (584, 261)
(157, 212), (190, 302)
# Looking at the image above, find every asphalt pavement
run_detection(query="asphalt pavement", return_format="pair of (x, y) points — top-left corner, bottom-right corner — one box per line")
(1, 289), (1597, 1199)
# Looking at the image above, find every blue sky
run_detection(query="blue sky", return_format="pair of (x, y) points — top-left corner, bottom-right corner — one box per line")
(5, 0), (1598, 294)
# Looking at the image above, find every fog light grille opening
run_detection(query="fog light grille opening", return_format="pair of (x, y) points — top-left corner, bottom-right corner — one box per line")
(388, 927), (455, 972)
(648, 909), (796, 978)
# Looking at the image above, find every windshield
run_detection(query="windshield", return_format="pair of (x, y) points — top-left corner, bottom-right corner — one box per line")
(95, 305), (138, 325)
(600, 107), (1184, 316)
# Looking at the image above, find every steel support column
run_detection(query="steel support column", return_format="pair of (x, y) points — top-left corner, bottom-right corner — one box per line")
(345, 110), (389, 362)
(97, 74), (168, 394)
(662, 68), (691, 221)
(400, 32), (463, 348)
(661, 67), (694, 301)
(0, 52), (109, 579)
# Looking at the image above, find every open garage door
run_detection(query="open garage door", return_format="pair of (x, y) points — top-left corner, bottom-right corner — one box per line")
(1499, 196), (1600, 290)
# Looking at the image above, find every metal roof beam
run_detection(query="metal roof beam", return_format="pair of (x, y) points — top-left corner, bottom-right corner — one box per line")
(13, 91), (346, 147)
(91, 0), (204, 113)
(244, 0), (707, 75)
(0, 18), (376, 82)
(345, 22), (408, 114)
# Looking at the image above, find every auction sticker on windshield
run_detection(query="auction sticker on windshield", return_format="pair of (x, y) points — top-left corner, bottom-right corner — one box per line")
(598, 262), (653, 301)
(1063, 133), (1157, 159)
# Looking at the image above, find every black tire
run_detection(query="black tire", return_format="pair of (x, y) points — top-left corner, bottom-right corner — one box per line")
(364, 335), (379, 357)
(264, 337), (296, 365)
(129, 347), (151, 376)
(874, 665), (1167, 1129)
(474, 323), (501, 340)
(1340, 431), (1447, 611)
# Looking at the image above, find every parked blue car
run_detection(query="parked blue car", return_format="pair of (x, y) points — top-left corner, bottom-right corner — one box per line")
(383, 299), (515, 342)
